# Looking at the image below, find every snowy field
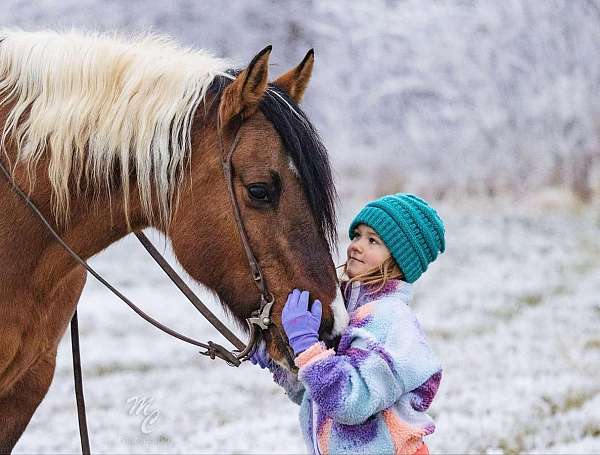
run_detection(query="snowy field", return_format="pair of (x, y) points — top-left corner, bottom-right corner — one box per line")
(12, 195), (600, 454)
(2, 1), (600, 453)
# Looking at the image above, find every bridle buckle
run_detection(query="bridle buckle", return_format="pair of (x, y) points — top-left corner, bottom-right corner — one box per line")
(247, 292), (275, 330)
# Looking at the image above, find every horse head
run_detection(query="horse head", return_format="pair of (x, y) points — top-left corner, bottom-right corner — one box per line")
(0, 30), (347, 370)
(168, 47), (346, 368)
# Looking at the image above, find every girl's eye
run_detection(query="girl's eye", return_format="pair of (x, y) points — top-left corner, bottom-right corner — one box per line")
(369, 238), (377, 244)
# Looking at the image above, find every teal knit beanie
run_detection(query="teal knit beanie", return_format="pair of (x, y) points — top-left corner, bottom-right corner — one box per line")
(349, 193), (445, 283)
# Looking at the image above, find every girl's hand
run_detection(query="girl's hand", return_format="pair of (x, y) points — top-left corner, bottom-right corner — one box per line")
(282, 289), (322, 355)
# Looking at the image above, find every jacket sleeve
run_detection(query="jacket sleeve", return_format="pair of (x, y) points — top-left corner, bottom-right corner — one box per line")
(294, 302), (441, 425)
(268, 362), (306, 406)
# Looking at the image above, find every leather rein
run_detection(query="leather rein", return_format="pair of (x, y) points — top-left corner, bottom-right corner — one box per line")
(0, 119), (278, 454)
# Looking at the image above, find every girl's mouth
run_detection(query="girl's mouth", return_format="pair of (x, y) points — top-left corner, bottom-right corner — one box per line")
(349, 257), (363, 263)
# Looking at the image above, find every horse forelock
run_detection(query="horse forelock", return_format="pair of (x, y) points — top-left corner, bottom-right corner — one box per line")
(260, 85), (339, 253)
(0, 28), (230, 227)
(207, 73), (338, 252)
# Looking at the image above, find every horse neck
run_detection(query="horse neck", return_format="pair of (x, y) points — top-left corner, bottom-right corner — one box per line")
(0, 108), (217, 294)
(1, 159), (150, 294)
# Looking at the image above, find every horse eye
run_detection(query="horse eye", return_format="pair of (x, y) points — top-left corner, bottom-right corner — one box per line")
(248, 184), (270, 202)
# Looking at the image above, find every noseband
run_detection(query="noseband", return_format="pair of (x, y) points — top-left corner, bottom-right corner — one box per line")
(0, 116), (284, 454)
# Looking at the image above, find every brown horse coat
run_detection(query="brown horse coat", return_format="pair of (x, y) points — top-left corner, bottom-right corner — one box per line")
(0, 30), (345, 451)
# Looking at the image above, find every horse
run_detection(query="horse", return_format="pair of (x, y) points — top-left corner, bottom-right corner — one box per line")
(0, 29), (348, 452)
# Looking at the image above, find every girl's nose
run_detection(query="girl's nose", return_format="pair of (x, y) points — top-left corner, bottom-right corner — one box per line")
(350, 240), (362, 254)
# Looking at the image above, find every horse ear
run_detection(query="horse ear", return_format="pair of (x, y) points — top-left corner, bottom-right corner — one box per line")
(219, 45), (272, 125)
(272, 49), (314, 103)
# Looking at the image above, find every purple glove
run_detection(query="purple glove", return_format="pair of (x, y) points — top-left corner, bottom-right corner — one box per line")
(282, 289), (322, 355)
(249, 340), (271, 369)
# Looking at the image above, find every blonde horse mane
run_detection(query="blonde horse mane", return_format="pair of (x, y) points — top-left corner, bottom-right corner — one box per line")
(0, 29), (230, 227)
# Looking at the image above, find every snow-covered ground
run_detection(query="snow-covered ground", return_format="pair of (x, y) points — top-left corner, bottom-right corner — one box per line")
(12, 195), (600, 454)
(2, 1), (599, 453)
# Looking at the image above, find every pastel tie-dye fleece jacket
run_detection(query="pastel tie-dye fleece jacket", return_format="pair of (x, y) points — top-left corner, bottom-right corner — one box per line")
(270, 279), (442, 455)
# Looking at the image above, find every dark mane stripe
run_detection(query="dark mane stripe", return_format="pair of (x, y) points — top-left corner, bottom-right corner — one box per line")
(208, 74), (338, 251)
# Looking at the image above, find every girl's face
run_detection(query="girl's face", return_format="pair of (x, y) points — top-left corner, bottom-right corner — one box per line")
(346, 224), (391, 279)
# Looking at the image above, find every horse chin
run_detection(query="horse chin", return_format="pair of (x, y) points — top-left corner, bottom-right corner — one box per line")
(268, 329), (298, 373)
(284, 346), (299, 373)
(273, 356), (296, 373)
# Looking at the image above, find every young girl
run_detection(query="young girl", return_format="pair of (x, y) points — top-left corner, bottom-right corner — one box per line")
(251, 193), (445, 455)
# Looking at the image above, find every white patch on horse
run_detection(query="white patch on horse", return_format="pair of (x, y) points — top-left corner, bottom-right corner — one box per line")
(328, 286), (349, 337)
(288, 158), (300, 178)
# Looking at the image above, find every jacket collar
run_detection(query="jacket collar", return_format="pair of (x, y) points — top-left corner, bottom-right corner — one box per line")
(341, 278), (412, 313)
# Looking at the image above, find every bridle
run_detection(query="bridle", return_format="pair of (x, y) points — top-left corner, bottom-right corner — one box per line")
(220, 117), (276, 337)
(0, 116), (282, 454)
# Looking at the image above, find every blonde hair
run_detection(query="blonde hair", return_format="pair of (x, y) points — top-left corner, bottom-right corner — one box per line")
(338, 255), (404, 295)
(0, 29), (229, 227)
